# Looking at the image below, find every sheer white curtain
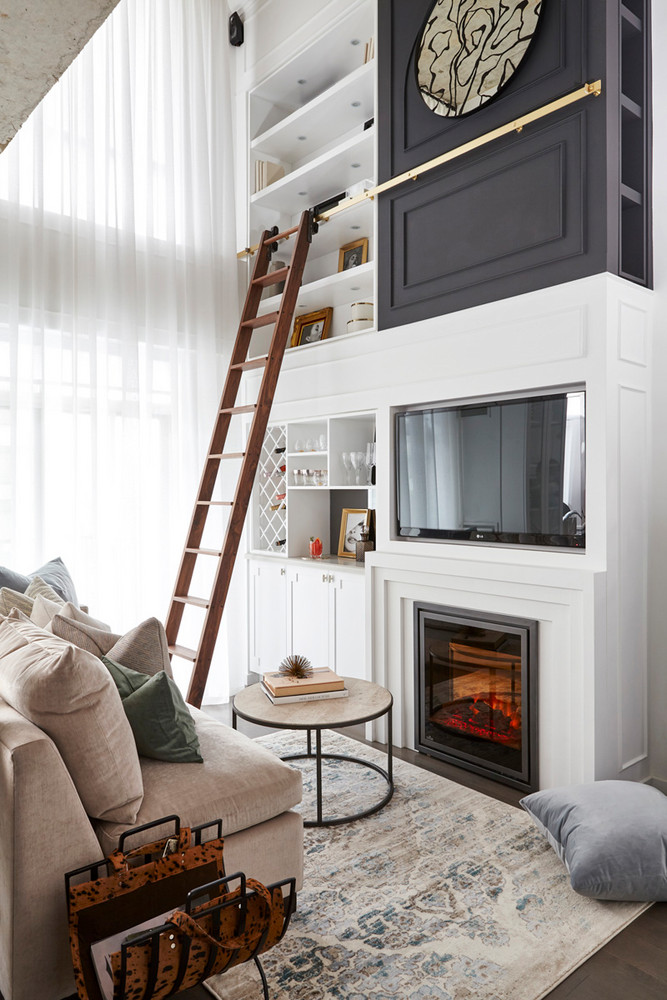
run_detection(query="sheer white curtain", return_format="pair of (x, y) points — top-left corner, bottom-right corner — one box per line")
(0, 0), (239, 698)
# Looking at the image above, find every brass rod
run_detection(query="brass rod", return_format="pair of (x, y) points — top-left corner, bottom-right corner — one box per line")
(238, 80), (602, 258)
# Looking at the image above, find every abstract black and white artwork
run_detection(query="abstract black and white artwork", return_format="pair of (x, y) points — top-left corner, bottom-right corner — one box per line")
(417, 0), (543, 117)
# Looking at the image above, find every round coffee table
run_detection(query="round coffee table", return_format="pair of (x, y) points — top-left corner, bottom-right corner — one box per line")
(232, 677), (393, 827)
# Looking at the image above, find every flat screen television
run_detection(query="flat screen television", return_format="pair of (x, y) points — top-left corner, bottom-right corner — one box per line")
(395, 389), (585, 548)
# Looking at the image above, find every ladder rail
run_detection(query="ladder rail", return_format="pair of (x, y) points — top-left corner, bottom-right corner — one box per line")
(165, 211), (314, 707)
(164, 225), (276, 645)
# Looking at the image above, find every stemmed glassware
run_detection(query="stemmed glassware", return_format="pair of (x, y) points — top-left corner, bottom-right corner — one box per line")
(341, 451), (353, 485)
(349, 451), (366, 485)
(365, 441), (376, 486)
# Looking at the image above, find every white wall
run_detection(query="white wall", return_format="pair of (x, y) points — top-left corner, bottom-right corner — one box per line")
(648, 0), (667, 787)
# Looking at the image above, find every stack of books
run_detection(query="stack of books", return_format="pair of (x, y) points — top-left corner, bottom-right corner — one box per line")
(254, 159), (285, 193)
(261, 667), (348, 704)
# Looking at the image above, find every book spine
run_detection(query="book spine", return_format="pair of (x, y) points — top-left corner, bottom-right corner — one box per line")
(261, 684), (348, 705)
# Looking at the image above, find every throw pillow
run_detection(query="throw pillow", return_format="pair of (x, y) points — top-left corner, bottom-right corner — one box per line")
(49, 615), (173, 677)
(521, 780), (667, 901)
(0, 615), (144, 822)
(32, 595), (110, 631)
(30, 556), (79, 604)
(102, 656), (202, 763)
(25, 575), (66, 605)
(0, 587), (34, 618)
(0, 557), (78, 604)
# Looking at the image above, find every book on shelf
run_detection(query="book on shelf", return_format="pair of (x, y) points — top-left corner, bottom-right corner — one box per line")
(262, 666), (344, 697)
(254, 159), (285, 193)
(260, 682), (349, 705)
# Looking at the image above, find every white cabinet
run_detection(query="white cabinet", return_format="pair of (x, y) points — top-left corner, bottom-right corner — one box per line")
(330, 570), (366, 680)
(248, 557), (367, 680)
(245, 0), (377, 354)
(248, 560), (288, 673)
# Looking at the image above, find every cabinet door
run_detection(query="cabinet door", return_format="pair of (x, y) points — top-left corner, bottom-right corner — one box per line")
(249, 561), (288, 672)
(289, 566), (331, 667)
(331, 572), (366, 680)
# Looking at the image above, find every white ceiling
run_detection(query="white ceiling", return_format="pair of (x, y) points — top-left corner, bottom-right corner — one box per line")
(0, 0), (120, 151)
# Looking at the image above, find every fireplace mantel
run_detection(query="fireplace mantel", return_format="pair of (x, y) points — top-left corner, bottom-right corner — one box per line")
(367, 550), (645, 790)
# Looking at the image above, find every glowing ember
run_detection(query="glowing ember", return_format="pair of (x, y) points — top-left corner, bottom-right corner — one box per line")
(430, 694), (522, 748)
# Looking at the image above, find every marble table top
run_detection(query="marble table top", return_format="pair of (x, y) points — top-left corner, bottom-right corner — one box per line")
(232, 677), (392, 730)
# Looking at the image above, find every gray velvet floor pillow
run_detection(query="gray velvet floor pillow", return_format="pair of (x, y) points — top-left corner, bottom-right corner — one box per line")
(521, 780), (667, 901)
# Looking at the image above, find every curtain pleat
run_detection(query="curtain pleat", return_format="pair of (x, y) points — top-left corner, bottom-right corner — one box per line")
(0, 0), (238, 699)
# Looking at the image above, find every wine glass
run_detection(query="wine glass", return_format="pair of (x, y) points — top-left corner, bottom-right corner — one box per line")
(341, 451), (353, 485)
(350, 451), (366, 486)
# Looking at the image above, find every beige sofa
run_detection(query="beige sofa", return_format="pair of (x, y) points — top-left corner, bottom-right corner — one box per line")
(0, 613), (303, 1000)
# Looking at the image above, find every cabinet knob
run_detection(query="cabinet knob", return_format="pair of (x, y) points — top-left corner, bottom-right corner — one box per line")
(280, 567), (286, 576)
(322, 574), (328, 583)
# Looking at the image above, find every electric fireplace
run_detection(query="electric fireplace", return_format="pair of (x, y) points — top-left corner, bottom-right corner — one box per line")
(414, 603), (538, 792)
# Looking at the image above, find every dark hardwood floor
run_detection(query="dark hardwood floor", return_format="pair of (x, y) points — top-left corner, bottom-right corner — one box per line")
(222, 705), (667, 1000)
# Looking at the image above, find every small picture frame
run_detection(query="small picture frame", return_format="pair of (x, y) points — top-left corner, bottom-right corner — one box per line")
(338, 508), (371, 558)
(338, 238), (368, 272)
(290, 307), (333, 348)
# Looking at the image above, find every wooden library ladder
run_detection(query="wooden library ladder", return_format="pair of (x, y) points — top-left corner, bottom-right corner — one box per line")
(165, 210), (314, 707)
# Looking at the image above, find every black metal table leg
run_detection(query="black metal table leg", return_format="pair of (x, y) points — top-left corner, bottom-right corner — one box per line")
(315, 730), (323, 825)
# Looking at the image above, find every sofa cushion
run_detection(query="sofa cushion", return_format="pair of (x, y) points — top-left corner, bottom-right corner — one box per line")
(0, 615), (143, 822)
(103, 656), (202, 763)
(49, 615), (173, 678)
(0, 556), (78, 604)
(0, 588), (33, 617)
(521, 780), (667, 901)
(95, 707), (302, 854)
(32, 595), (110, 631)
(25, 575), (65, 605)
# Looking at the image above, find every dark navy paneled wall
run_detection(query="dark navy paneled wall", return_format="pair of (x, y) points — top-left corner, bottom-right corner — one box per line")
(377, 0), (618, 328)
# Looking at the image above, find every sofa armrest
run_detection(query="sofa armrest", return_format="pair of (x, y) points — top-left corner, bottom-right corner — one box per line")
(0, 699), (103, 1000)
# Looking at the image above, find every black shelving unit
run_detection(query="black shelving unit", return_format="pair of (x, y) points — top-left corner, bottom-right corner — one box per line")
(618, 0), (652, 286)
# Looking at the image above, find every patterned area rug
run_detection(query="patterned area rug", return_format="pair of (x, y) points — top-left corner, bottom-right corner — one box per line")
(205, 732), (649, 1000)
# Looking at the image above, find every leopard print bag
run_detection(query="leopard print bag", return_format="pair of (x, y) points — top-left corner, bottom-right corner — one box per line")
(65, 815), (295, 1000)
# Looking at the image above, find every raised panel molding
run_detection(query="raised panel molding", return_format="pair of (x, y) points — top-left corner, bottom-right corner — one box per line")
(618, 301), (649, 366)
(617, 384), (649, 771)
(382, 112), (588, 322)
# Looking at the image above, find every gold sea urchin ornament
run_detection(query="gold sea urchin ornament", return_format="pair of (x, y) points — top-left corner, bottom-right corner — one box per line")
(278, 653), (313, 679)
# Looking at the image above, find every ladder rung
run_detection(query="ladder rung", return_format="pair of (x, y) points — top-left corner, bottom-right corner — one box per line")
(196, 500), (233, 506)
(241, 312), (279, 330)
(263, 225), (298, 245)
(230, 356), (269, 372)
(252, 267), (289, 287)
(221, 404), (256, 415)
(185, 548), (222, 556)
(173, 596), (209, 609)
(208, 452), (245, 460)
(169, 644), (198, 662)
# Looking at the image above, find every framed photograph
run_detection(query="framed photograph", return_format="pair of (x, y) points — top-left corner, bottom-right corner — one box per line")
(337, 508), (371, 558)
(290, 307), (333, 348)
(338, 237), (369, 272)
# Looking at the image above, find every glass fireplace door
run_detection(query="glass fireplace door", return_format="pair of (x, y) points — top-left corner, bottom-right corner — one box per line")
(415, 605), (537, 791)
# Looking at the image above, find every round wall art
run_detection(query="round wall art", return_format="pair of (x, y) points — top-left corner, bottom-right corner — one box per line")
(417, 0), (543, 118)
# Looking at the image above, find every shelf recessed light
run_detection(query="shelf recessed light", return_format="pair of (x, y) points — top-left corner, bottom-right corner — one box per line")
(350, 38), (361, 45)
(298, 191), (308, 197)
(351, 101), (361, 108)
(351, 162), (361, 169)
(297, 78), (307, 85)
(351, 286), (360, 291)
(297, 135), (307, 141)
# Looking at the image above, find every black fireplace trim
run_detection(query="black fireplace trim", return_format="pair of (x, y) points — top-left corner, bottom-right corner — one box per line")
(413, 602), (539, 793)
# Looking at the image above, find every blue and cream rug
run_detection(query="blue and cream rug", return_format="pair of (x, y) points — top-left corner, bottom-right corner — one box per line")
(205, 732), (649, 1000)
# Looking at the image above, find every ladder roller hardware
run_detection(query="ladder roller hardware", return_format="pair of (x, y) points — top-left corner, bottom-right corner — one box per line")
(165, 211), (314, 707)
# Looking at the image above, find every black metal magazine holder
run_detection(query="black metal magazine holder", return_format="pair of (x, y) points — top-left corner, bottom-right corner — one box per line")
(65, 816), (296, 1000)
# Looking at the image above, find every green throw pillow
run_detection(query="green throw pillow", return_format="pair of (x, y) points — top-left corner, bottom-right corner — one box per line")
(102, 656), (203, 763)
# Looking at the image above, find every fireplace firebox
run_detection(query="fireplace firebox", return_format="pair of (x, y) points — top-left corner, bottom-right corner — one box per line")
(414, 603), (538, 792)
